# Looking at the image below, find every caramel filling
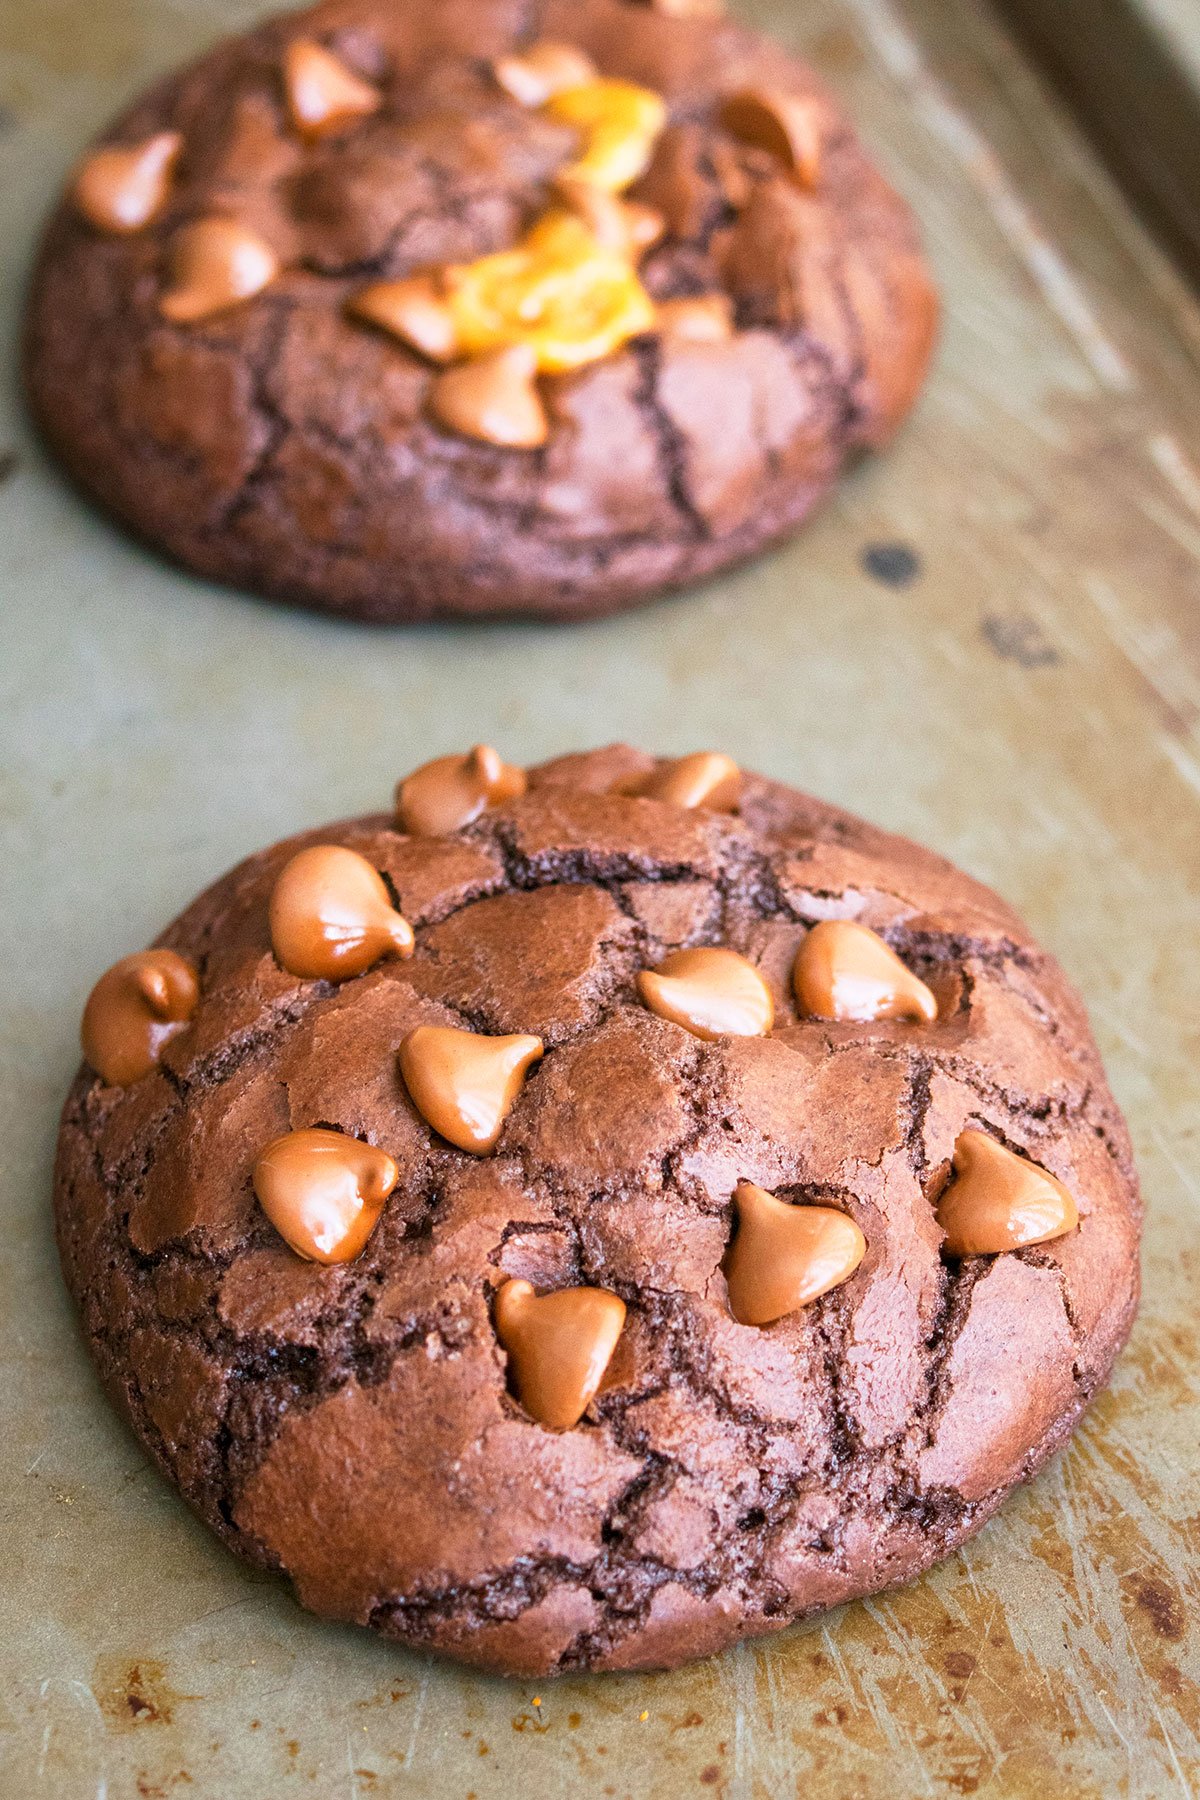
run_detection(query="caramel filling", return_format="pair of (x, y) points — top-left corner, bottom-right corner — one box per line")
(545, 79), (668, 193)
(440, 212), (657, 375)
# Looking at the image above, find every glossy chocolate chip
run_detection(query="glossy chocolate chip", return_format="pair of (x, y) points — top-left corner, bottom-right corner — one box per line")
(494, 1278), (626, 1428)
(638, 946), (773, 1040)
(553, 181), (665, 259)
(398, 1025), (544, 1154)
(348, 274), (459, 362)
(284, 38), (381, 140)
(491, 41), (597, 108)
(636, 750), (740, 809)
(395, 745), (527, 837)
(253, 1129), (397, 1264)
(937, 1131), (1079, 1256)
(81, 948), (200, 1086)
(724, 1182), (866, 1325)
(428, 346), (550, 448)
(268, 845), (414, 982)
(655, 294), (735, 343)
(71, 131), (182, 235)
(720, 88), (823, 188)
(793, 921), (937, 1024)
(159, 217), (279, 322)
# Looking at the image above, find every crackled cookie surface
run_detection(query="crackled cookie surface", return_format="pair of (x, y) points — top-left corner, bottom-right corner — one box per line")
(26, 0), (936, 622)
(53, 746), (1139, 1675)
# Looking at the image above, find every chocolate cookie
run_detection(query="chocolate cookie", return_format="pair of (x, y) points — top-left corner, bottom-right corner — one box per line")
(54, 745), (1139, 1676)
(25, 0), (937, 623)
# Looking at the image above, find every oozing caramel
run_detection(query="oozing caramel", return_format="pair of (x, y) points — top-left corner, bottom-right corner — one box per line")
(546, 79), (667, 193)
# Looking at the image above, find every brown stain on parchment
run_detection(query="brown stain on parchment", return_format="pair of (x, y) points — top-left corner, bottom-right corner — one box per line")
(92, 1655), (193, 1733)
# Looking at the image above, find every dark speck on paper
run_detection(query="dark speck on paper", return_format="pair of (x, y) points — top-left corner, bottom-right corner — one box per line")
(861, 542), (921, 588)
(981, 612), (1061, 668)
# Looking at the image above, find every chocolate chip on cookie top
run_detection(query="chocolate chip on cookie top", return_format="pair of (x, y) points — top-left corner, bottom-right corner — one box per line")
(158, 217), (281, 323)
(720, 88), (826, 188)
(793, 919), (939, 1023)
(253, 1127), (398, 1263)
(494, 1278), (627, 1428)
(398, 1024), (545, 1154)
(396, 745), (527, 837)
(282, 38), (382, 139)
(57, 748), (1135, 1678)
(80, 947), (199, 1085)
(632, 749), (741, 810)
(29, 0), (938, 622)
(724, 1182), (866, 1327)
(70, 131), (183, 235)
(937, 1130), (1080, 1256)
(637, 945), (775, 1039)
(268, 844), (415, 981)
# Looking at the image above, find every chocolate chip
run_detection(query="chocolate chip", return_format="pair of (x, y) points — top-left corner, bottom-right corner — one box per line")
(81, 950), (200, 1087)
(861, 541), (921, 588)
(268, 845), (414, 981)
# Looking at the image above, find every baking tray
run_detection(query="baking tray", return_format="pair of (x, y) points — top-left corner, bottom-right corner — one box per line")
(2, 0), (1199, 1793)
(993, 0), (1200, 286)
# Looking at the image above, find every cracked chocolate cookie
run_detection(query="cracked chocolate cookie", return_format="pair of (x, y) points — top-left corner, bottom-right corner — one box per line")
(25, 0), (937, 623)
(54, 745), (1139, 1676)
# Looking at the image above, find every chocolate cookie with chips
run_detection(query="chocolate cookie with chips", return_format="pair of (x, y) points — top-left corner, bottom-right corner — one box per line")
(25, 0), (936, 621)
(54, 745), (1139, 1675)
